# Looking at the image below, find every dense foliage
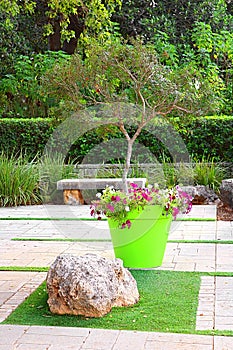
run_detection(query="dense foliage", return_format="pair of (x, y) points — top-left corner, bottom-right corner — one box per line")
(0, 51), (69, 118)
(0, 116), (232, 163)
(0, 0), (232, 116)
(113, 0), (233, 114)
(0, 0), (121, 61)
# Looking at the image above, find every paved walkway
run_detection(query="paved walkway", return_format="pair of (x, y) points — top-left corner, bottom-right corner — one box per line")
(0, 204), (233, 349)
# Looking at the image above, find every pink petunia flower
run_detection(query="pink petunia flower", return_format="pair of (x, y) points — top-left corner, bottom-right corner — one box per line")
(130, 183), (138, 188)
(172, 207), (179, 219)
(126, 219), (131, 229)
(107, 204), (115, 212)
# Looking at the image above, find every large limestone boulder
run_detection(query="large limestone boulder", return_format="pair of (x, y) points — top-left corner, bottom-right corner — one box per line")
(181, 185), (219, 204)
(46, 253), (139, 318)
(220, 179), (233, 209)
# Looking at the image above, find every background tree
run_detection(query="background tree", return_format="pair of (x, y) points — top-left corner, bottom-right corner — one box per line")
(0, 0), (121, 56)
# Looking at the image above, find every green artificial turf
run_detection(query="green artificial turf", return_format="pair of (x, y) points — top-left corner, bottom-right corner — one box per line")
(2, 270), (201, 334)
(176, 218), (216, 221)
(0, 266), (49, 272)
(11, 238), (233, 244)
(0, 217), (105, 221)
(11, 238), (111, 242)
(168, 240), (233, 244)
(0, 217), (215, 221)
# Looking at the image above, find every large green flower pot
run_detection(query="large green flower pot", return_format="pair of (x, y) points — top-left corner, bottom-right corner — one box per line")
(108, 205), (172, 268)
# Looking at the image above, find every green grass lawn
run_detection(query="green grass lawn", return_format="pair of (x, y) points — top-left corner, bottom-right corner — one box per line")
(3, 270), (201, 334)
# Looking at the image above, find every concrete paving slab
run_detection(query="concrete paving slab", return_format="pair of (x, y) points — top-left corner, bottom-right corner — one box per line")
(0, 325), (218, 350)
(216, 221), (233, 240)
(215, 277), (233, 331)
(162, 243), (216, 272)
(0, 240), (114, 267)
(216, 245), (233, 272)
(196, 276), (215, 331)
(214, 336), (233, 350)
(0, 220), (110, 241)
(170, 220), (217, 240)
(0, 205), (91, 219)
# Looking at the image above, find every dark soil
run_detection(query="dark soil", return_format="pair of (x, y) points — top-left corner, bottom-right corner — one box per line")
(217, 201), (233, 221)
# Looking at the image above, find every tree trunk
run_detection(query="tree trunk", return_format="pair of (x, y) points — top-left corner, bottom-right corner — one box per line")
(48, 19), (62, 51)
(122, 139), (134, 193)
(62, 14), (85, 54)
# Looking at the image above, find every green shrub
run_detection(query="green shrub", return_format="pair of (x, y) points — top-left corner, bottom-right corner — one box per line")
(193, 156), (226, 192)
(0, 118), (59, 159)
(0, 152), (41, 206)
(172, 115), (233, 162)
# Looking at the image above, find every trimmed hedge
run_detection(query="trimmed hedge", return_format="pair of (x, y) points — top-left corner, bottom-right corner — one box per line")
(173, 115), (233, 161)
(0, 116), (232, 162)
(0, 118), (59, 158)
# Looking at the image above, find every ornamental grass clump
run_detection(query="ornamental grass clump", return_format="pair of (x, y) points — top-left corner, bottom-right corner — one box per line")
(0, 152), (41, 207)
(90, 183), (192, 229)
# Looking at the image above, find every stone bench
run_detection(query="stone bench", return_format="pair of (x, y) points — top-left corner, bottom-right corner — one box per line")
(57, 178), (147, 205)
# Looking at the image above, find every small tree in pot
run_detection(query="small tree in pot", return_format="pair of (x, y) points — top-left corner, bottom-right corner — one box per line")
(44, 38), (222, 192)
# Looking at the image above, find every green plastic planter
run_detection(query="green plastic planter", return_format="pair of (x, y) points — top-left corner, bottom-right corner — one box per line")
(108, 205), (172, 268)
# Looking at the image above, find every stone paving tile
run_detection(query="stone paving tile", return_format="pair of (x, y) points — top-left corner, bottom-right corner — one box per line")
(196, 276), (215, 331)
(0, 240), (71, 267)
(216, 245), (233, 272)
(0, 239), (114, 267)
(0, 205), (221, 242)
(0, 239), (220, 272)
(0, 326), (217, 350)
(0, 324), (29, 346)
(214, 336), (233, 350)
(112, 330), (148, 350)
(80, 328), (119, 349)
(196, 276), (233, 332)
(169, 221), (217, 241)
(166, 243), (216, 272)
(0, 220), (110, 241)
(0, 272), (46, 322)
(215, 277), (233, 331)
(0, 205), (91, 219)
(145, 332), (213, 350)
(177, 205), (216, 219)
(17, 333), (86, 348)
(216, 221), (233, 240)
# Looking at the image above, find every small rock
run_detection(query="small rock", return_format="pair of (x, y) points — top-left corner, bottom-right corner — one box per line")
(46, 253), (139, 318)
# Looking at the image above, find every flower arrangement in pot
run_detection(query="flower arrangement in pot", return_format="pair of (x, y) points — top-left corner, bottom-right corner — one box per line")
(90, 182), (192, 268)
(90, 182), (192, 229)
